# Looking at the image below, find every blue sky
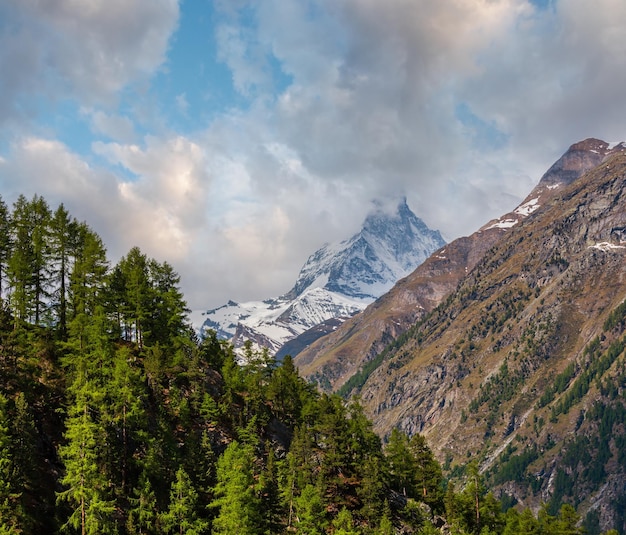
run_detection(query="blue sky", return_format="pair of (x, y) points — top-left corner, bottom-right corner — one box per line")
(1, 0), (626, 310)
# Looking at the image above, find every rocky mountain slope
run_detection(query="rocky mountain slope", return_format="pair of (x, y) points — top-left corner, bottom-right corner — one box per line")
(198, 198), (445, 355)
(295, 138), (624, 391)
(296, 138), (626, 531)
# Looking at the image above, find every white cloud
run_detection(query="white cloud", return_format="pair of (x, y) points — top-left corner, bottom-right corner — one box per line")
(85, 109), (137, 143)
(0, 0), (179, 120)
(3, 0), (626, 311)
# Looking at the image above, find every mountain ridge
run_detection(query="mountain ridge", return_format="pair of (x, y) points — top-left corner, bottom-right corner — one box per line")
(295, 138), (626, 390)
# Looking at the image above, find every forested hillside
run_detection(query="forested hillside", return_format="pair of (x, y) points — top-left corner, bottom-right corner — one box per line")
(0, 193), (619, 534)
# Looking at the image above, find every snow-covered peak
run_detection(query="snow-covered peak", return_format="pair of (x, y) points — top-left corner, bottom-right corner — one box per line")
(287, 198), (446, 300)
(196, 198), (446, 356)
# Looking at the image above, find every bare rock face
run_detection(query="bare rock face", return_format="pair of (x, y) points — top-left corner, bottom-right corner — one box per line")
(537, 138), (623, 188)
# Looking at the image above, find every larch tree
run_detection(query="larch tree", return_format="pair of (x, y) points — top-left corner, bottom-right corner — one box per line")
(7, 195), (36, 328)
(211, 441), (263, 535)
(28, 195), (51, 325)
(49, 203), (77, 340)
(160, 467), (208, 535)
(117, 247), (150, 348)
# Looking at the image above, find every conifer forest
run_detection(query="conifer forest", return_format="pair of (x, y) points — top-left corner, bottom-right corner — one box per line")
(0, 193), (619, 534)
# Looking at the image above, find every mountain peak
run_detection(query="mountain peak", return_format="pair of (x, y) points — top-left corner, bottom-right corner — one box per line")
(199, 199), (446, 356)
(288, 198), (446, 300)
(538, 137), (626, 188)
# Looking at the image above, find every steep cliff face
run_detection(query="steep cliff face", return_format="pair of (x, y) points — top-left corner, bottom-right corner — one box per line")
(295, 139), (623, 392)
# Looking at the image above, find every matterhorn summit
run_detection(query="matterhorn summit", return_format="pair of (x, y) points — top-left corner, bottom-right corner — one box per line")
(198, 198), (446, 357)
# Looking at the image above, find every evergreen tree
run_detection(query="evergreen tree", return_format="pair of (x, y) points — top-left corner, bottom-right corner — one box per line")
(408, 432), (444, 512)
(294, 484), (327, 535)
(127, 472), (157, 535)
(145, 259), (189, 350)
(28, 195), (51, 325)
(49, 203), (77, 339)
(68, 223), (108, 321)
(7, 195), (36, 328)
(117, 247), (150, 348)
(377, 501), (394, 535)
(0, 394), (22, 534)
(357, 455), (386, 524)
(57, 380), (115, 534)
(160, 467), (208, 535)
(385, 428), (414, 497)
(315, 394), (351, 500)
(212, 441), (262, 535)
(102, 345), (147, 493)
(332, 507), (360, 535)
(10, 392), (37, 528)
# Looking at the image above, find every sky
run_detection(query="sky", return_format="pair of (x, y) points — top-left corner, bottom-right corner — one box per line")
(1, 0), (626, 311)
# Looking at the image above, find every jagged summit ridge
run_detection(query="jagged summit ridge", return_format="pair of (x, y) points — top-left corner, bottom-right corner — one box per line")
(198, 198), (446, 355)
(287, 198), (446, 300)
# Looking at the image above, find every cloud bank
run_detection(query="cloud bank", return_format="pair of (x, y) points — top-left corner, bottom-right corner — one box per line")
(1, 0), (626, 310)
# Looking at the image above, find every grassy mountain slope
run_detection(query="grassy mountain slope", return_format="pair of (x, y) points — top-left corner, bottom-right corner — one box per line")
(361, 150), (626, 530)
